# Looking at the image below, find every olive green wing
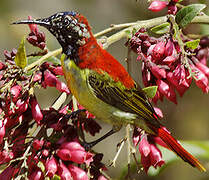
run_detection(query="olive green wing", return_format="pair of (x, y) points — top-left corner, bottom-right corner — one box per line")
(87, 72), (158, 123)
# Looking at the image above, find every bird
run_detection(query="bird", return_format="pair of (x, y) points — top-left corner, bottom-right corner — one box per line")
(13, 11), (206, 172)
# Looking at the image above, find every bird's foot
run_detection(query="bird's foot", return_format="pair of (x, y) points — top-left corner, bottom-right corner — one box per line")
(64, 109), (86, 119)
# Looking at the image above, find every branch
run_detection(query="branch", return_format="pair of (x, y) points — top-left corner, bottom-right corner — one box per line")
(24, 48), (62, 71)
(23, 14), (209, 71)
(94, 22), (138, 38)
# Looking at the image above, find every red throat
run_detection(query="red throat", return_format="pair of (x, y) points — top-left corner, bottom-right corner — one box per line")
(77, 37), (135, 89)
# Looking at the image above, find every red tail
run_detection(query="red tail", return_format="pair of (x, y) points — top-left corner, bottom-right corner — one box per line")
(157, 126), (206, 172)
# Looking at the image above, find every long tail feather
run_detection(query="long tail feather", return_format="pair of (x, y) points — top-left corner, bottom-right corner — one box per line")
(157, 126), (206, 172)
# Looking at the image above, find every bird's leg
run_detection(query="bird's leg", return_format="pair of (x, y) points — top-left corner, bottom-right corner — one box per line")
(81, 125), (122, 151)
(64, 109), (86, 119)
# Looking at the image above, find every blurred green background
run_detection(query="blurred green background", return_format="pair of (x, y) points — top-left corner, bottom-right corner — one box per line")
(1, 0), (209, 179)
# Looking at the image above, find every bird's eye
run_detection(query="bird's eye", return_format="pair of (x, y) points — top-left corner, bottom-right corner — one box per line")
(63, 19), (70, 26)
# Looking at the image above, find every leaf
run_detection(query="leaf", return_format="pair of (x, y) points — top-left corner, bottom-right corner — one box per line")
(52, 175), (61, 180)
(185, 39), (200, 49)
(37, 161), (45, 172)
(14, 37), (27, 68)
(142, 86), (158, 99)
(151, 22), (170, 35)
(125, 30), (132, 38)
(176, 4), (206, 28)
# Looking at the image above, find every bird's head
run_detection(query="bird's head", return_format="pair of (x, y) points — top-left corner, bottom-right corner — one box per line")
(13, 11), (93, 58)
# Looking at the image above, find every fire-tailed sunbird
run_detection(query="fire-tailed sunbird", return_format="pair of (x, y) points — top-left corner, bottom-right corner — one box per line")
(13, 11), (206, 172)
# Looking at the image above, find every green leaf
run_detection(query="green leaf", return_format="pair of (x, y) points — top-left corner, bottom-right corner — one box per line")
(14, 37), (27, 68)
(125, 30), (132, 38)
(185, 39), (200, 49)
(52, 175), (61, 180)
(176, 4), (206, 28)
(151, 22), (170, 35)
(37, 161), (45, 172)
(142, 86), (158, 99)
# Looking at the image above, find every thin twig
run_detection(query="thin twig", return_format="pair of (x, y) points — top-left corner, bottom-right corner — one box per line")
(24, 48), (62, 71)
(94, 22), (138, 38)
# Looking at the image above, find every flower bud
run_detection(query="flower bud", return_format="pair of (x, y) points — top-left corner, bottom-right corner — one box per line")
(195, 62), (209, 77)
(28, 16), (38, 33)
(33, 139), (44, 150)
(157, 79), (177, 104)
(50, 66), (64, 76)
(154, 107), (163, 118)
(0, 123), (5, 144)
(29, 169), (44, 180)
(16, 98), (29, 114)
(61, 141), (85, 152)
(44, 70), (58, 87)
(139, 136), (150, 157)
(32, 73), (41, 84)
(42, 149), (49, 157)
(168, 4), (177, 15)
(163, 56), (176, 64)
(45, 156), (58, 178)
(165, 39), (175, 57)
(152, 41), (165, 61)
(57, 149), (71, 161)
(30, 96), (43, 125)
(68, 164), (89, 180)
(56, 80), (70, 94)
(150, 144), (164, 168)
(58, 161), (72, 180)
(0, 166), (15, 180)
(149, 63), (166, 79)
(10, 85), (22, 102)
(0, 62), (5, 70)
(194, 69), (209, 93)
(148, 1), (168, 12)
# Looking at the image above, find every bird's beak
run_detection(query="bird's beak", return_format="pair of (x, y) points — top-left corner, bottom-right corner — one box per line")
(12, 18), (50, 28)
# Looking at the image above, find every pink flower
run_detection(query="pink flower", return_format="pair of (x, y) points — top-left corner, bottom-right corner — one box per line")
(157, 79), (177, 104)
(56, 80), (70, 94)
(10, 85), (22, 102)
(57, 149), (71, 161)
(148, 1), (168, 12)
(28, 169), (44, 180)
(30, 96), (43, 125)
(0, 166), (16, 180)
(196, 62), (209, 78)
(45, 156), (58, 178)
(27, 16), (46, 50)
(68, 164), (89, 180)
(152, 42), (165, 61)
(149, 63), (166, 79)
(154, 107), (163, 118)
(61, 141), (94, 165)
(193, 68), (209, 93)
(28, 16), (38, 33)
(32, 139), (44, 150)
(138, 136), (164, 173)
(0, 121), (5, 144)
(57, 161), (72, 180)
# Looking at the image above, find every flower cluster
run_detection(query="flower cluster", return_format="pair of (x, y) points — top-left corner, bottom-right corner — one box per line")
(127, 29), (209, 104)
(133, 127), (168, 172)
(148, 0), (179, 15)
(27, 16), (46, 50)
(0, 48), (107, 179)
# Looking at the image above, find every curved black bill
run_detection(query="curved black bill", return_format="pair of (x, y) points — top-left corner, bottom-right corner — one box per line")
(12, 19), (50, 27)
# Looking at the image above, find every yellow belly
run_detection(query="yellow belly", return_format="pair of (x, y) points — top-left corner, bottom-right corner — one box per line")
(61, 59), (138, 128)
